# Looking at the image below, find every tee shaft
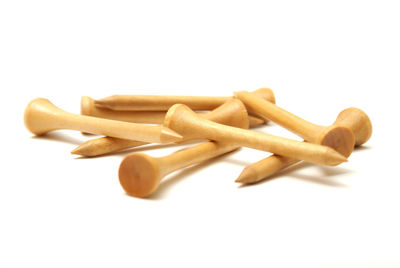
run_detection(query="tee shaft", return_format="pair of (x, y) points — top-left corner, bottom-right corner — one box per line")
(236, 107), (372, 183)
(164, 104), (347, 166)
(118, 99), (252, 197)
(73, 98), (256, 156)
(24, 98), (182, 143)
(235, 91), (328, 142)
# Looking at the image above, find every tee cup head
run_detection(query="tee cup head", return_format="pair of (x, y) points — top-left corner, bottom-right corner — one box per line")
(119, 153), (161, 198)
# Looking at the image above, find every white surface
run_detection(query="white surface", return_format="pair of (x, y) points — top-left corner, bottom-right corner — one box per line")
(1, 1), (400, 267)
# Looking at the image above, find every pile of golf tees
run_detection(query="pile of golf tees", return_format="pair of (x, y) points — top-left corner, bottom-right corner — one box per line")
(24, 88), (372, 198)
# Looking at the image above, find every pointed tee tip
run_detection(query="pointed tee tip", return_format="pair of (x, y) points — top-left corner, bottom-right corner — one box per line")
(160, 127), (184, 143)
(70, 148), (80, 155)
(326, 147), (349, 166)
(70, 143), (93, 157)
(235, 167), (257, 184)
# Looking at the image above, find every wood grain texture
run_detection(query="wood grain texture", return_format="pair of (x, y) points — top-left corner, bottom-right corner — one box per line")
(82, 96), (166, 124)
(24, 98), (183, 143)
(235, 90), (356, 157)
(72, 89), (275, 156)
(118, 98), (253, 197)
(82, 95), (264, 126)
(236, 107), (372, 183)
(95, 88), (275, 111)
(72, 98), (253, 156)
(119, 141), (239, 198)
(163, 104), (347, 166)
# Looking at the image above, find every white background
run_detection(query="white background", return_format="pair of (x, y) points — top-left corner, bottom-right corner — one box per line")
(1, 0), (399, 267)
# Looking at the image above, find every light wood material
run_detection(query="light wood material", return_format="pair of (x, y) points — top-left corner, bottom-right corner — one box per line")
(334, 108), (372, 147)
(119, 141), (239, 198)
(72, 98), (259, 156)
(96, 95), (227, 111)
(24, 98), (183, 143)
(74, 89), (273, 156)
(72, 90), (275, 156)
(119, 96), (254, 197)
(95, 88), (275, 111)
(236, 107), (372, 183)
(118, 105), (250, 197)
(82, 96), (265, 126)
(82, 96), (166, 124)
(248, 116), (265, 127)
(235, 91), (356, 157)
(163, 104), (347, 166)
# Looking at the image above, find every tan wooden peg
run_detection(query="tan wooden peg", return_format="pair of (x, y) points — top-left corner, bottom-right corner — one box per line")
(163, 104), (348, 166)
(24, 98), (183, 143)
(72, 98), (259, 156)
(236, 107), (372, 183)
(119, 97), (254, 197)
(82, 96), (265, 126)
(82, 96), (166, 124)
(119, 141), (239, 198)
(72, 90), (275, 157)
(95, 88), (276, 111)
(333, 107), (372, 147)
(235, 91), (356, 157)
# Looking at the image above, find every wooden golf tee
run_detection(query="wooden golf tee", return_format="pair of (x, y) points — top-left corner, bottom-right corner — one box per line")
(95, 88), (275, 111)
(81, 96), (265, 126)
(234, 91), (356, 157)
(163, 104), (348, 166)
(72, 89), (275, 156)
(24, 98), (183, 143)
(82, 96), (166, 124)
(236, 107), (372, 183)
(118, 107), (250, 197)
(119, 141), (239, 198)
(72, 97), (260, 156)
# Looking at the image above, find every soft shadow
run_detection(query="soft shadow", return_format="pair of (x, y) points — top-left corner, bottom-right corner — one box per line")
(238, 161), (310, 188)
(74, 140), (204, 159)
(249, 123), (270, 130)
(354, 145), (372, 152)
(149, 150), (237, 200)
(222, 156), (254, 167)
(298, 176), (347, 187)
(287, 168), (351, 187)
(31, 132), (84, 146)
(117, 140), (202, 156)
(123, 192), (160, 202)
(316, 165), (352, 177)
(81, 132), (96, 136)
(73, 155), (96, 160)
